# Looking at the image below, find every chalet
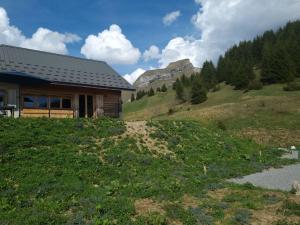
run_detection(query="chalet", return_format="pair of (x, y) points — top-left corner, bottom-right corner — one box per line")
(0, 45), (134, 118)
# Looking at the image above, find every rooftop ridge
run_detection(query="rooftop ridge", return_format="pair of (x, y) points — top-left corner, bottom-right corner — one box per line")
(0, 44), (107, 65)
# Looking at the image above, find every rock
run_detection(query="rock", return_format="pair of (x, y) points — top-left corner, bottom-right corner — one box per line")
(134, 59), (200, 90)
(291, 180), (300, 195)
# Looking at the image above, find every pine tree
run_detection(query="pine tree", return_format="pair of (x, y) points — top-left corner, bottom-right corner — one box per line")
(131, 93), (135, 102)
(161, 84), (167, 92)
(148, 87), (155, 96)
(156, 87), (161, 92)
(261, 41), (295, 84)
(136, 90), (146, 100)
(173, 78), (180, 90)
(175, 80), (184, 100)
(231, 63), (253, 89)
(201, 61), (217, 90)
(180, 74), (190, 86)
(191, 79), (207, 104)
(216, 56), (226, 82)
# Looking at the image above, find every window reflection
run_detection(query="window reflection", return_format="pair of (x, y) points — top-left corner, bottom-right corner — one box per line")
(23, 96), (35, 108)
(50, 97), (61, 109)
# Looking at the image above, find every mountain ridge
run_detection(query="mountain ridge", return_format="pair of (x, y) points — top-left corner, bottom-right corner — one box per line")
(133, 59), (200, 90)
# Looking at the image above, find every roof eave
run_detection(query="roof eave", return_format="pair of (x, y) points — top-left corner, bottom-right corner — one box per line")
(50, 81), (136, 91)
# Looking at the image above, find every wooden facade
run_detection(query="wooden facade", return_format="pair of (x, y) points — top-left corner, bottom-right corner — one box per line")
(19, 84), (122, 118)
(0, 45), (134, 118)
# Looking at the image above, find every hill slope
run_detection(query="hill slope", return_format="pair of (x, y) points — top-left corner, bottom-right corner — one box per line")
(1, 118), (299, 224)
(124, 83), (300, 147)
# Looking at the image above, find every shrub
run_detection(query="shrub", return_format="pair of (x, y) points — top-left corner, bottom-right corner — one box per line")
(263, 194), (281, 205)
(189, 207), (214, 225)
(281, 201), (300, 216)
(232, 209), (252, 224)
(248, 80), (263, 90)
(216, 121), (227, 131)
(161, 84), (168, 92)
(191, 87), (207, 104)
(148, 88), (155, 96)
(168, 108), (175, 115)
(283, 82), (300, 91)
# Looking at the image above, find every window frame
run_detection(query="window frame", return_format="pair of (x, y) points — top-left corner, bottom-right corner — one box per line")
(22, 95), (73, 110)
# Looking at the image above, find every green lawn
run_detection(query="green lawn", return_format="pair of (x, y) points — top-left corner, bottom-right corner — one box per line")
(1, 118), (299, 224)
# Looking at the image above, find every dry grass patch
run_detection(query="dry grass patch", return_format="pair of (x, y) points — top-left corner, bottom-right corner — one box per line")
(207, 188), (232, 202)
(134, 198), (165, 216)
(182, 194), (200, 210)
(125, 121), (176, 158)
(236, 128), (300, 147)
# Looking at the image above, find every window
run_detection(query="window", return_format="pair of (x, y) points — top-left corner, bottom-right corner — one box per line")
(37, 96), (48, 108)
(50, 97), (61, 109)
(23, 96), (35, 108)
(62, 98), (71, 109)
(0, 90), (6, 108)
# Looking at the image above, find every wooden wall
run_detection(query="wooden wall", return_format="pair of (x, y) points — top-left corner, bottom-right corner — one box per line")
(20, 84), (121, 118)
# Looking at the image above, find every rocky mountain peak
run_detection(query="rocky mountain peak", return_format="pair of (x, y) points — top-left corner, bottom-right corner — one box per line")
(133, 59), (200, 90)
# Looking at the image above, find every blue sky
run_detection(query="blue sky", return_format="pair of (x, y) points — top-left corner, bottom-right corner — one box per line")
(0, 0), (199, 74)
(0, 0), (300, 83)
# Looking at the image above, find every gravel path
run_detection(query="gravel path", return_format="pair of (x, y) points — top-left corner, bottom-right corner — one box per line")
(228, 163), (300, 191)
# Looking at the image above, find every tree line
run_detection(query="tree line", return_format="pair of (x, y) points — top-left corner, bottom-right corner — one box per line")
(131, 84), (167, 102)
(175, 20), (300, 103)
(216, 20), (300, 89)
(131, 21), (300, 104)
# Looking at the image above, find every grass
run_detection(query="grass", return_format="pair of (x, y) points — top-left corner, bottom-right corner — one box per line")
(124, 83), (300, 147)
(1, 118), (299, 224)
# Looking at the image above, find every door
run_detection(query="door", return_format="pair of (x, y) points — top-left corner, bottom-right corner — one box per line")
(79, 95), (85, 118)
(87, 95), (94, 118)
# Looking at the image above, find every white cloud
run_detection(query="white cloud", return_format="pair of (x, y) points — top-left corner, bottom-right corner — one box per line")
(81, 24), (141, 65)
(0, 7), (80, 54)
(21, 28), (80, 54)
(163, 11), (181, 26)
(159, 0), (300, 67)
(143, 45), (160, 62)
(123, 68), (146, 84)
(159, 37), (202, 67)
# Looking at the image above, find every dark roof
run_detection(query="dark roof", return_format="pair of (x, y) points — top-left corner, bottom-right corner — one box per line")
(0, 45), (134, 90)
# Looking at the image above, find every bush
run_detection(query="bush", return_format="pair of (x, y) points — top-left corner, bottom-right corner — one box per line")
(168, 108), (175, 115)
(283, 82), (300, 91)
(216, 121), (227, 131)
(232, 209), (252, 224)
(148, 88), (155, 96)
(248, 80), (263, 90)
(161, 84), (168, 92)
(191, 87), (207, 104)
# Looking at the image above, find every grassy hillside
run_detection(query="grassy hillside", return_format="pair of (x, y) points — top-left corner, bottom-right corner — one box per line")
(123, 83), (300, 147)
(1, 118), (299, 224)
